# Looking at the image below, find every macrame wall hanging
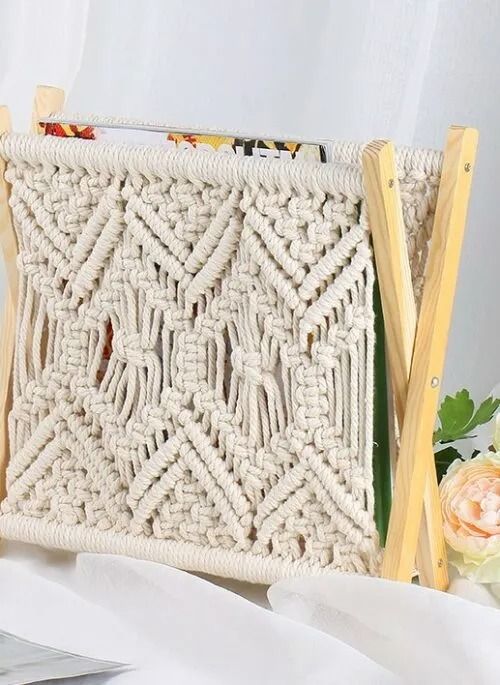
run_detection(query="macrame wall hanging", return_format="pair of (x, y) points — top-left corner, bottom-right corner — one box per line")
(0, 87), (477, 587)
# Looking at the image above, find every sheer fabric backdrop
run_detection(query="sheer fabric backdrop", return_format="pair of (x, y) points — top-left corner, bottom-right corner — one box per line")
(0, 0), (498, 397)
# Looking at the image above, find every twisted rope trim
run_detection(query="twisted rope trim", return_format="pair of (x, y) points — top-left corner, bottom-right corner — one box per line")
(0, 133), (364, 198)
(0, 514), (380, 584)
(330, 140), (443, 178)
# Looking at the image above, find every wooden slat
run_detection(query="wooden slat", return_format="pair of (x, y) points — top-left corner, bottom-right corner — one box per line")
(416, 473), (447, 587)
(31, 84), (65, 134)
(362, 141), (416, 418)
(0, 107), (15, 500)
(380, 126), (478, 582)
(363, 140), (448, 589)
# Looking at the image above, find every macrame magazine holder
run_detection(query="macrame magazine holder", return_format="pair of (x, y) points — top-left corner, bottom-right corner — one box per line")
(0, 86), (477, 588)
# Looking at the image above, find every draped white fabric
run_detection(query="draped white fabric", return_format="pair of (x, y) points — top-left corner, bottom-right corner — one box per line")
(0, 543), (499, 684)
(0, 0), (498, 396)
(0, 545), (395, 685)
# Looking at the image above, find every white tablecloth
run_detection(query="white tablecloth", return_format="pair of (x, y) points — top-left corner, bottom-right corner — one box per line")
(0, 542), (498, 684)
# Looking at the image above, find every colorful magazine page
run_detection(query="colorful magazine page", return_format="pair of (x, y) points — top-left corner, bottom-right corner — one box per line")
(39, 117), (329, 162)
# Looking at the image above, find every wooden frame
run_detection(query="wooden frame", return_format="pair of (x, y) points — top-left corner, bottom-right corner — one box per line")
(0, 106), (15, 501)
(363, 140), (448, 588)
(0, 85), (478, 590)
(363, 128), (478, 588)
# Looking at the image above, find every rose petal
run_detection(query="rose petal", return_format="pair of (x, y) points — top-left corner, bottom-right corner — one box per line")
(440, 452), (500, 564)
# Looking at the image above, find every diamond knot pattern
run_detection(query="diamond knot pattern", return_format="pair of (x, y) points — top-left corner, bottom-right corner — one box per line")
(0, 134), (439, 582)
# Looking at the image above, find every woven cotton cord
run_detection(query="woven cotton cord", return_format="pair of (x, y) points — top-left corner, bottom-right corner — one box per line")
(0, 130), (437, 581)
(0, 133), (364, 197)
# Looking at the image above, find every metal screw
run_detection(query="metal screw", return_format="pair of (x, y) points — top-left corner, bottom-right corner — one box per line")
(431, 376), (440, 388)
(388, 179), (394, 188)
(437, 558), (444, 568)
(464, 162), (471, 173)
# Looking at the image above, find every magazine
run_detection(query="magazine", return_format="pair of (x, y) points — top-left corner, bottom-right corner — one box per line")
(0, 630), (124, 684)
(39, 117), (330, 162)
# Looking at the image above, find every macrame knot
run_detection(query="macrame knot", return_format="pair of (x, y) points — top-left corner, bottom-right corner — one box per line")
(22, 379), (55, 413)
(161, 387), (185, 416)
(330, 447), (360, 474)
(17, 251), (38, 275)
(46, 297), (73, 321)
(314, 343), (339, 368)
(232, 346), (264, 386)
(145, 288), (190, 326)
(138, 404), (166, 432)
(295, 366), (328, 432)
(129, 268), (154, 292)
(175, 333), (206, 392)
(289, 239), (317, 266)
(344, 304), (368, 329)
(263, 314), (288, 343)
(280, 344), (301, 369)
(328, 306), (372, 351)
(314, 426), (342, 451)
(113, 330), (151, 367)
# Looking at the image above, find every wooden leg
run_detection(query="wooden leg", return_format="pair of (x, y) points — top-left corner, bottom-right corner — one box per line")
(417, 473), (448, 588)
(363, 140), (447, 587)
(363, 134), (477, 589)
(0, 107), (16, 500)
(368, 127), (478, 584)
(31, 84), (65, 134)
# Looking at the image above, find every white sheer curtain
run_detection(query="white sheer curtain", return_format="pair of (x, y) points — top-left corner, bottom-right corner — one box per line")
(1, 543), (499, 683)
(0, 0), (498, 397)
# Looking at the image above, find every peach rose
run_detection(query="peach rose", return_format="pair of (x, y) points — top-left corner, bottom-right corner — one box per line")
(440, 452), (500, 582)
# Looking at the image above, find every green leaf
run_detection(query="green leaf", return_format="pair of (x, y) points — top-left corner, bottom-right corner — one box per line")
(434, 445), (463, 483)
(463, 396), (500, 435)
(433, 389), (474, 444)
(433, 390), (500, 444)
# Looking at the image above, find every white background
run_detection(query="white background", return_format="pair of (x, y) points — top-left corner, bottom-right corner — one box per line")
(0, 0), (498, 398)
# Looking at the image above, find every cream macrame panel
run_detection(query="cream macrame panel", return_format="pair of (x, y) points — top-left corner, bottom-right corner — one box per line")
(0, 133), (441, 583)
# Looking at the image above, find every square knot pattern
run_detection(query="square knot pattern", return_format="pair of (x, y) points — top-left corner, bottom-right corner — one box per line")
(0, 133), (441, 583)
